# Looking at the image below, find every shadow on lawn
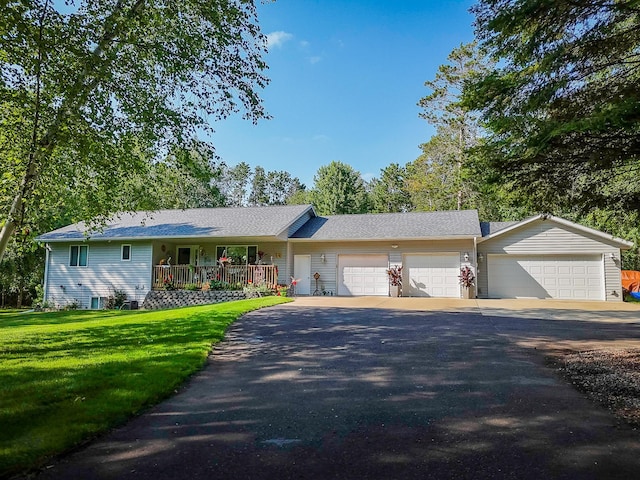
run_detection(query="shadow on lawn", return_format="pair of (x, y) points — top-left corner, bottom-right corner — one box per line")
(32, 305), (640, 480)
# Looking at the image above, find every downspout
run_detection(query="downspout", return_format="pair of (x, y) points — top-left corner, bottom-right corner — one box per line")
(43, 243), (50, 305)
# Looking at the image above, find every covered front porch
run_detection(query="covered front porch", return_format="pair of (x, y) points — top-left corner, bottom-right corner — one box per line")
(152, 264), (279, 290)
(150, 239), (288, 290)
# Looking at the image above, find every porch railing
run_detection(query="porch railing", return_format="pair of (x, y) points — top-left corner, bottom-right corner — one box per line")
(152, 265), (278, 290)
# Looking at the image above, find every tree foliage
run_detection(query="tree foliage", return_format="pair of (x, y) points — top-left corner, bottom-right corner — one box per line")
(409, 42), (493, 212)
(308, 161), (370, 215)
(0, 0), (269, 261)
(369, 163), (413, 213)
(466, 0), (640, 213)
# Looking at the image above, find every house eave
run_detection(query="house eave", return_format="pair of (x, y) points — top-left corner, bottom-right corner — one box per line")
(37, 234), (288, 244)
(288, 235), (478, 243)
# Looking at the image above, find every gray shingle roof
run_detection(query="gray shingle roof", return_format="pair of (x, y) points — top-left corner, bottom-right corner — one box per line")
(480, 221), (519, 237)
(291, 210), (481, 240)
(38, 205), (314, 242)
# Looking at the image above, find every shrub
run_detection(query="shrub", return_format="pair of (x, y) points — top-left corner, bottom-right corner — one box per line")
(184, 283), (200, 291)
(106, 290), (127, 309)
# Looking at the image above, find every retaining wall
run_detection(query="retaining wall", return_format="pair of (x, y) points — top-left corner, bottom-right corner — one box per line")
(142, 290), (246, 310)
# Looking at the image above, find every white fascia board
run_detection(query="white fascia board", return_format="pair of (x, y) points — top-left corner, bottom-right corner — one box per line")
(288, 235), (478, 243)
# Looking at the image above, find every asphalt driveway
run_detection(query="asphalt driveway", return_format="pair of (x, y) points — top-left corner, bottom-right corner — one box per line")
(34, 302), (640, 479)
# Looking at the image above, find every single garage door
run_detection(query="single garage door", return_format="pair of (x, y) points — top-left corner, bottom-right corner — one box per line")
(488, 254), (604, 300)
(404, 253), (460, 297)
(338, 254), (389, 296)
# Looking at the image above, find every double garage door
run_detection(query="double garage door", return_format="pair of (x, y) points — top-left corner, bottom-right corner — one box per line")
(338, 253), (460, 297)
(487, 254), (604, 300)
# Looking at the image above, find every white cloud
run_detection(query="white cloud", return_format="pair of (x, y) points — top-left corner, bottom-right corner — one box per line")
(309, 56), (322, 64)
(266, 31), (293, 49)
(299, 40), (310, 48)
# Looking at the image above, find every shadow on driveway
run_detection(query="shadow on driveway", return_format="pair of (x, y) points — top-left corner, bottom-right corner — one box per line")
(35, 305), (640, 480)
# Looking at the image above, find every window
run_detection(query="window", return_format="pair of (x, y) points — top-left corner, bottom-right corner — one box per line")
(121, 244), (131, 261)
(216, 245), (258, 265)
(70, 245), (88, 266)
(90, 297), (107, 309)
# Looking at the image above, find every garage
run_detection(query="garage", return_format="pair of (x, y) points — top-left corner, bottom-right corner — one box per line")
(404, 253), (460, 297)
(338, 254), (389, 296)
(487, 254), (604, 300)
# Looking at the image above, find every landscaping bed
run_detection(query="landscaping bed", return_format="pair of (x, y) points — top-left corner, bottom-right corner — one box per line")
(551, 348), (640, 427)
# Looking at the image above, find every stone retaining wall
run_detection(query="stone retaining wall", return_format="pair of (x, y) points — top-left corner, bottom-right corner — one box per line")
(142, 290), (246, 310)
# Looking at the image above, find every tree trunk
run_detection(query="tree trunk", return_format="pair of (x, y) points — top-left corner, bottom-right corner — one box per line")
(17, 290), (23, 309)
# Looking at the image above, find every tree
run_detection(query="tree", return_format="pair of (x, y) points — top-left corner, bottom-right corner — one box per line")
(218, 162), (252, 207)
(369, 163), (413, 213)
(466, 0), (640, 213)
(265, 171), (306, 205)
(412, 42), (492, 211)
(248, 166), (269, 206)
(0, 0), (269, 261)
(308, 161), (369, 215)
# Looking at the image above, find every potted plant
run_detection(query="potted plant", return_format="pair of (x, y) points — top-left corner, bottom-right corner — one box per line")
(459, 266), (475, 299)
(386, 265), (402, 297)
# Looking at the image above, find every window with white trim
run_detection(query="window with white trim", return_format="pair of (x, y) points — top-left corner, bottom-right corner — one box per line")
(216, 245), (258, 265)
(70, 245), (88, 267)
(121, 244), (131, 261)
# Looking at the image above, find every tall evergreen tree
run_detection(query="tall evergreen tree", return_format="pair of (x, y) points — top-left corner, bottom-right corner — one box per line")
(466, 0), (640, 213)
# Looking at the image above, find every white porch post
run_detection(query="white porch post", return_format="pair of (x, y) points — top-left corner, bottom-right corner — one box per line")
(286, 241), (293, 283)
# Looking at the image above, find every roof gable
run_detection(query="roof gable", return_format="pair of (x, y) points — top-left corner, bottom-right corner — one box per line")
(478, 214), (633, 249)
(291, 210), (481, 241)
(38, 205), (315, 242)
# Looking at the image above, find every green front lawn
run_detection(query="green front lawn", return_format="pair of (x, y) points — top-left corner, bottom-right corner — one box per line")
(0, 297), (290, 477)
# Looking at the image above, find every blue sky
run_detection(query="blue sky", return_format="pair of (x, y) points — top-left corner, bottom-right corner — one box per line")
(211, 0), (476, 187)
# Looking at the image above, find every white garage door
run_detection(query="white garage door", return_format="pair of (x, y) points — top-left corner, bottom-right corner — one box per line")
(338, 254), (389, 296)
(404, 253), (460, 298)
(488, 255), (604, 300)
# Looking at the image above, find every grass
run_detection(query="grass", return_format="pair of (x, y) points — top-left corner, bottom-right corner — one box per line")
(0, 297), (290, 477)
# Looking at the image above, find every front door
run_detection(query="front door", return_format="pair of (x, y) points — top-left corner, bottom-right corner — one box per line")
(293, 255), (311, 295)
(177, 245), (199, 265)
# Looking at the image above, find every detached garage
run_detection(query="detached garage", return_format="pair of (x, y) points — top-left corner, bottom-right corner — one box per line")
(478, 215), (633, 302)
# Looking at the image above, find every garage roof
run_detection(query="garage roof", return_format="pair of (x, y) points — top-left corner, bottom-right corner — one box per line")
(290, 210), (481, 241)
(478, 214), (634, 248)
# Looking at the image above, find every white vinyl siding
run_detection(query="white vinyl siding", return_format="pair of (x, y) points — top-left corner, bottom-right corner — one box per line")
(46, 242), (153, 309)
(487, 255), (604, 300)
(404, 253), (460, 298)
(338, 254), (389, 296)
(292, 239), (474, 297)
(478, 220), (623, 301)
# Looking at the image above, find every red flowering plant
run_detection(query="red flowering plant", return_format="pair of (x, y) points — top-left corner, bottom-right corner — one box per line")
(163, 274), (176, 290)
(458, 266), (475, 288)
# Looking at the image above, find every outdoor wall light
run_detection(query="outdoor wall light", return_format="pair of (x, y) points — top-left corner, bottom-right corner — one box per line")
(609, 252), (616, 260)
(59, 285), (65, 290)
(391, 244), (399, 249)
(320, 253), (326, 263)
(464, 252), (470, 262)
(477, 253), (484, 262)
